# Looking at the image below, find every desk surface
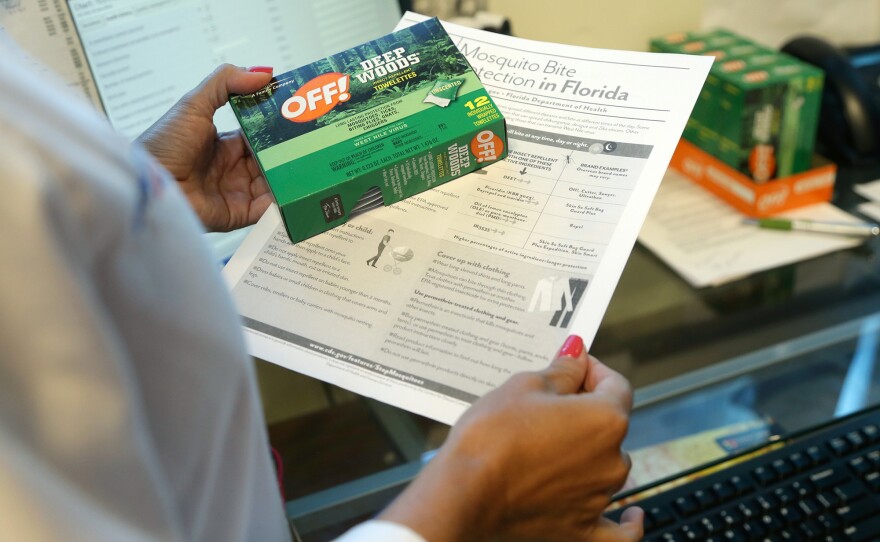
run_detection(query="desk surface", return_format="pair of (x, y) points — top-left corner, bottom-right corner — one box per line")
(260, 163), (880, 541)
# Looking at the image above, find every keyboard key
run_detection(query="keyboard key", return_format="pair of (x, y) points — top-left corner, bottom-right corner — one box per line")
(771, 458), (794, 479)
(816, 490), (840, 509)
(720, 528), (747, 542)
(692, 488), (716, 509)
(700, 515), (722, 534)
(833, 480), (866, 502)
(798, 497), (823, 517)
(806, 445), (828, 465)
(788, 451), (811, 472)
(755, 494), (776, 511)
(816, 512), (841, 532)
(647, 506), (674, 528)
(779, 505), (802, 524)
(846, 430), (867, 450)
(729, 475), (752, 495)
(836, 498), (874, 525)
(800, 519), (823, 538)
(864, 471), (880, 491)
(790, 479), (813, 498)
(759, 512), (783, 532)
(679, 523), (704, 540)
(861, 424), (879, 442)
(844, 515), (880, 542)
(717, 509), (741, 528)
(828, 437), (851, 456)
(773, 486), (796, 504)
(674, 495), (699, 517)
(810, 467), (846, 488)
(738, 499), (761, 518)
(849, 456), (872, 477)
(867, 450), (880, 467)
(742, 519), (766, 538)
(711, 481), (736, 502)
(752, 465), (776, 486)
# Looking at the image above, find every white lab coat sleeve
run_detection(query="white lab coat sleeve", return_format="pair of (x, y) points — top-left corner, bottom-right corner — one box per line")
(0, 37), (289, 542)
(334, 520), (428, 542)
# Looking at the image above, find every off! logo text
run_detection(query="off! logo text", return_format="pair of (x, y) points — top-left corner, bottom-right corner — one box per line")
(281, 72), (351, 123)
(470, 130), (504, 163)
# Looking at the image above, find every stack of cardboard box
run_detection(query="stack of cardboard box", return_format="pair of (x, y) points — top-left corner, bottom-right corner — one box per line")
(652, 29), (835, 216)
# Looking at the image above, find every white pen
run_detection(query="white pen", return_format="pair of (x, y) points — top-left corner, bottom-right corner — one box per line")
(743, 218), (880, 237)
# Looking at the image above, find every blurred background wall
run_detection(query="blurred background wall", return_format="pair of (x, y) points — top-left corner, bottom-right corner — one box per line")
(414, 0), (880, 50)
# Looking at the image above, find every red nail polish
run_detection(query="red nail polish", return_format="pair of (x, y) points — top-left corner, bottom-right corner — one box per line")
(248, 66), (273, 74)
(557, 335), (584, 358)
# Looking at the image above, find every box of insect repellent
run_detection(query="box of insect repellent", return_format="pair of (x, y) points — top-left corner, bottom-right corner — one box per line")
(230, 17), (507, 243)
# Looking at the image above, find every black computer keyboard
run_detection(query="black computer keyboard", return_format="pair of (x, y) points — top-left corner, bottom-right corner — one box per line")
(606, 407), (880, 541)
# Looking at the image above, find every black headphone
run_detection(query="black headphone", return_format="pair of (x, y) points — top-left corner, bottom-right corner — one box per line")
(782, 36), (880, 166)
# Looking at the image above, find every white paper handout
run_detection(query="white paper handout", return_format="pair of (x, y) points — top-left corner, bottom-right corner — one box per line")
(0, 2), (101, 109)
(224, 13), (712, 424)
(853, 179), (880, 223)
(639, 170), (865, 287)
(854, 178), (880, 203)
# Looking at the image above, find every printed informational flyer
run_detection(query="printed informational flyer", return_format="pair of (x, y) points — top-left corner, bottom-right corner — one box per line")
(0, 1), (101, 109)
(224, 13), (712, 424)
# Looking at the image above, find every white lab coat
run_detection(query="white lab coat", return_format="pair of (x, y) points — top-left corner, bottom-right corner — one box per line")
(0, 36), (423, 542)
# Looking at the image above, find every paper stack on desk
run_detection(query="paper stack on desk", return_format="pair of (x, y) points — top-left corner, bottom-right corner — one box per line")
(854, 179), (880, 222)
(637, 170), (864, 288)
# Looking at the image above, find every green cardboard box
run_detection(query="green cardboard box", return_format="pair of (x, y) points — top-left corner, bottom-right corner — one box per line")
(655, 28), (824, 181)
(713, 54), (824, 181)
(655, 29), (754, 156)
(649, 28), (742, 54)
(230, 18), (507, 243)
(700, 51), (776, 162)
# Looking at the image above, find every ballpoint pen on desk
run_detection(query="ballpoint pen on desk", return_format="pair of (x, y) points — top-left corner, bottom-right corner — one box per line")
(743, 218), (880, 237)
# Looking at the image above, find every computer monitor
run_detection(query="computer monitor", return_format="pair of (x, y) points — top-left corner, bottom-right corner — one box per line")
(66, 0), (403, 138)
(2, 0), (403, 259)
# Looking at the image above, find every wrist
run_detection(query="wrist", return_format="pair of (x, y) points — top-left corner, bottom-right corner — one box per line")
(380, 441), (501, 541)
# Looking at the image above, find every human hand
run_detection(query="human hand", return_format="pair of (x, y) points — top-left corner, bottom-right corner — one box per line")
(379, 335), (643, 542)
(137, 64), (274, 232)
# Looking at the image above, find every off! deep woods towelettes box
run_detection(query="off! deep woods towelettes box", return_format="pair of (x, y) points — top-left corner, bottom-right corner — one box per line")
(230, 18), (508, 243)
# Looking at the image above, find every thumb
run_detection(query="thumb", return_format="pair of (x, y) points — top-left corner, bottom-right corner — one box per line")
(188, 64), (273, 116)
(540, 335), (588, 395)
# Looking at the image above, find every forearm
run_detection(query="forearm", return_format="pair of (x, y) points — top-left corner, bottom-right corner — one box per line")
(379, 444), (499, 542)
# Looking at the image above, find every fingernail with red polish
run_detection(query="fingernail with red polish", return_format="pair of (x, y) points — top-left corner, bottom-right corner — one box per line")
(248, 66), (273, 74)
(557, 335), (584, 358)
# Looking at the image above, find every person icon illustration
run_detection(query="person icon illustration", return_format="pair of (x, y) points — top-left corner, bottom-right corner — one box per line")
(367, 229), (394, 267)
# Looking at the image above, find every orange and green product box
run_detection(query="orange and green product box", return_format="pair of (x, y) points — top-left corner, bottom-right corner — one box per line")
(713, 54), (824, 181)
(649, 28), (743, 55)
(688, 45), (774, 145)
(230, 17), (507, 243)
(652, 29), (753, 154)
(652, 28), (823, 182)
(693, 50), (780, 158)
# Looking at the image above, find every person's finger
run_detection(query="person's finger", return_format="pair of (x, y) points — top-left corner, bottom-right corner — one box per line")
(584, 354), (633, 412)
(190, 64), (273, 115)
(587, 507), (644, 542)
(605, 451), (633, 498)
(540, 335), (589, 395)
